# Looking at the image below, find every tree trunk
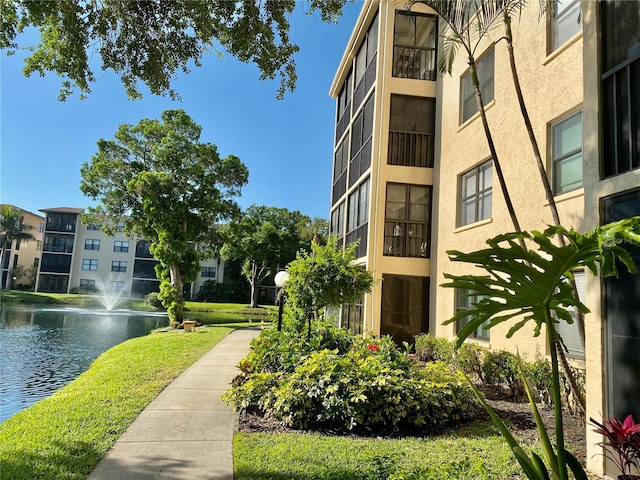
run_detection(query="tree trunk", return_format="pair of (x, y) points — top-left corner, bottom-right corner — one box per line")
(469, 58), (524, 241)
(249, 262), (259, 308)
(504, 13), (586, 412)
(169, 261), (184, 323)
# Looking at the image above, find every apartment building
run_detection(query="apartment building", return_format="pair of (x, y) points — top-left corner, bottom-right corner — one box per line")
(329, 1), (639, 477)
(0, 205), (45, 289)
(35, 207), (224, 298)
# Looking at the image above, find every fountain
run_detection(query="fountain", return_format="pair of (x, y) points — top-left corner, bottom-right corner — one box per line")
(94, 278), (126, 311)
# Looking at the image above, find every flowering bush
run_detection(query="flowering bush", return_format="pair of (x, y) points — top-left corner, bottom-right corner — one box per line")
(591, 414), (640, 477)
(224, 332), (478, 433)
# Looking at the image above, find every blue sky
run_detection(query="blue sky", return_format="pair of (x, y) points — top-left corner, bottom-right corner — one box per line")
(1, 2), (363, 221)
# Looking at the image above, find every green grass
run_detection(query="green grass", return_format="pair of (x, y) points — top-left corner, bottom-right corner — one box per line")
(0, 325), (239, 480)
(233, 421), (521, 480)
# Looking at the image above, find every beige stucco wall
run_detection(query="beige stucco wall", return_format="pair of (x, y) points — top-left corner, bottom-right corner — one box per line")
(432, 4), (585, 360)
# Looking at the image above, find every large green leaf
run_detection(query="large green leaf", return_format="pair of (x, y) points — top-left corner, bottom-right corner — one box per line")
(442, 218), (640, 347)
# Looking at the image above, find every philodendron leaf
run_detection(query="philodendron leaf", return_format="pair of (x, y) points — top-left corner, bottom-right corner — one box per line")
(442, 218), (640, 346)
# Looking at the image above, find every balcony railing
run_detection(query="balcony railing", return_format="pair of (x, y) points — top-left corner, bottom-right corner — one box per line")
(388, 131), (434, 168)
(383, 221), (429, 258)
(392, 46), (436, 80)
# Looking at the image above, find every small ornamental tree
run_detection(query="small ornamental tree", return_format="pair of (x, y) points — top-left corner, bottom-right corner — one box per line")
(285, 236), (375, 337)
(80, 109), (248, 325)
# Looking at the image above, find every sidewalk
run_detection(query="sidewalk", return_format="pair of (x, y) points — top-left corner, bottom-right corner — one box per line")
(87, 327), (261, 480)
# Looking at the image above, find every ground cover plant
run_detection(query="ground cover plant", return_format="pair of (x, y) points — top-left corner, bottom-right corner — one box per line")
(0, 325), (237, 480)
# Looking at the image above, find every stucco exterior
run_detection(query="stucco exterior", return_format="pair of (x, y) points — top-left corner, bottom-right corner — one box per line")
(329, 2), (640, 478)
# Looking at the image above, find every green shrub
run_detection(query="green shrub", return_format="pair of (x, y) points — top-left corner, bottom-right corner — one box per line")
(456, 342), (487, 382)
(144, 292), (163, 309)
(414, 333), (454, 363)
(482, 350), (524, 398)
(261, 338), (477, 432)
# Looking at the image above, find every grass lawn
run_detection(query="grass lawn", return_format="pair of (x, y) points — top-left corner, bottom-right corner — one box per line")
(0, 290), (276, 321)
(233, 422), (521, 480)
(0, 325), (242, 480)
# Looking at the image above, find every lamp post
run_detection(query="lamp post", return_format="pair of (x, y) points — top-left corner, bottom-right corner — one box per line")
(274, 271), (290, 331)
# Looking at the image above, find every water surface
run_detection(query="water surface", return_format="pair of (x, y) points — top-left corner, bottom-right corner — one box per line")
(0, 304), (168, 423)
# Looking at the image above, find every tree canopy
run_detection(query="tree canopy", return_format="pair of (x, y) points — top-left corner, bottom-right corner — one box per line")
(1, 0), (347, 100)
(80, 109), (248, 323)
(0, 205), (36, 287)
(220, 205), (318, 308)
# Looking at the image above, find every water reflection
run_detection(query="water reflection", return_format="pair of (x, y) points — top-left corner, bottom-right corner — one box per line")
(0, 305), (168, 423)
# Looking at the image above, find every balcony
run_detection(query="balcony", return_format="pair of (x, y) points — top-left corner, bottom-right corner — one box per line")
(388, 131), (434, 168)
(392, 46), (436, 81)
(383, 221), (429, 258)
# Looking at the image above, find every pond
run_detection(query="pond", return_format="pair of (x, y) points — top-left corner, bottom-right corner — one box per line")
(0, 304), (168, 423)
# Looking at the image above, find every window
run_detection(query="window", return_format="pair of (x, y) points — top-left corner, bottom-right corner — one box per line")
(345, 178), (370, 258)
(12, 254), (19, 269)
(393, 11), (437, 80)
(15, 238), (20, 250)
(116, 221), (125, 232)
(354, 15), (378, 87)
(551, 0), (581, 51)
(38, 223), (44, 233)
(351, 95), (374, 160)
(80, 279), (96, 288)
(114, 241), (129, 252)
(388, 95), (436, 168)
(601, 1), (640, 178)
(347, 178), (369, 233)
(87, 223), (101, 230)
(458, 160), (493, 226)
(84, 239), (100, 250)
(36, 240), (42, 251)
(337, 71), (352, 121)
(33, 258), (39, 268)
(111, 261), (127, 272)
(109, 281), (125, 291)
(456, 289), (490, 340)
(384, 184), (431, 258)
(381, 275), (429, 345)
(332, 137), (349, 203)
(201, 267), (216, 278)
(555, 270), (585, 359)
(349, 94), (375, 186)
(552, 111), (583, 194)
(461, 48), (495, 123)
(46, 213), (77, 233)
(330, 202), (345, 239)
(82, 259), (98, 271)
(341, 296), (364, 336)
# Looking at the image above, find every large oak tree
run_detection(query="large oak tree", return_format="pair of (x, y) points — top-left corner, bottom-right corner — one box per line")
(80, 109), (248, 324)
(1, 0), (347, 100)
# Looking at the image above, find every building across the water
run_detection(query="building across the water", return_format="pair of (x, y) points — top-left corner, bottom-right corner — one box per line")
(327, 1), (639, 477)
(35, 207), (224, 298)
(0, 205), (45, 290)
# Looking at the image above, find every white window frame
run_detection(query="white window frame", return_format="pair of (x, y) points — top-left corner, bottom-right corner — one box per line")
(551, 110), (583, 195)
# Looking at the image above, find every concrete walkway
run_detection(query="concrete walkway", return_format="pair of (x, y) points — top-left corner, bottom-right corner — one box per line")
(87, 327), (261, 480)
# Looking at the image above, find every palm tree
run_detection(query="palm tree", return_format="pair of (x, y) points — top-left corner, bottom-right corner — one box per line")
(0, 205), (36, 287)
(424, 0), (524, 238)
(417, 0), (586, 411)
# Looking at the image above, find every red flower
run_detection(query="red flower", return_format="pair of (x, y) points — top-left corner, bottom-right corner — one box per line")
(367, 344), (380, 352)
